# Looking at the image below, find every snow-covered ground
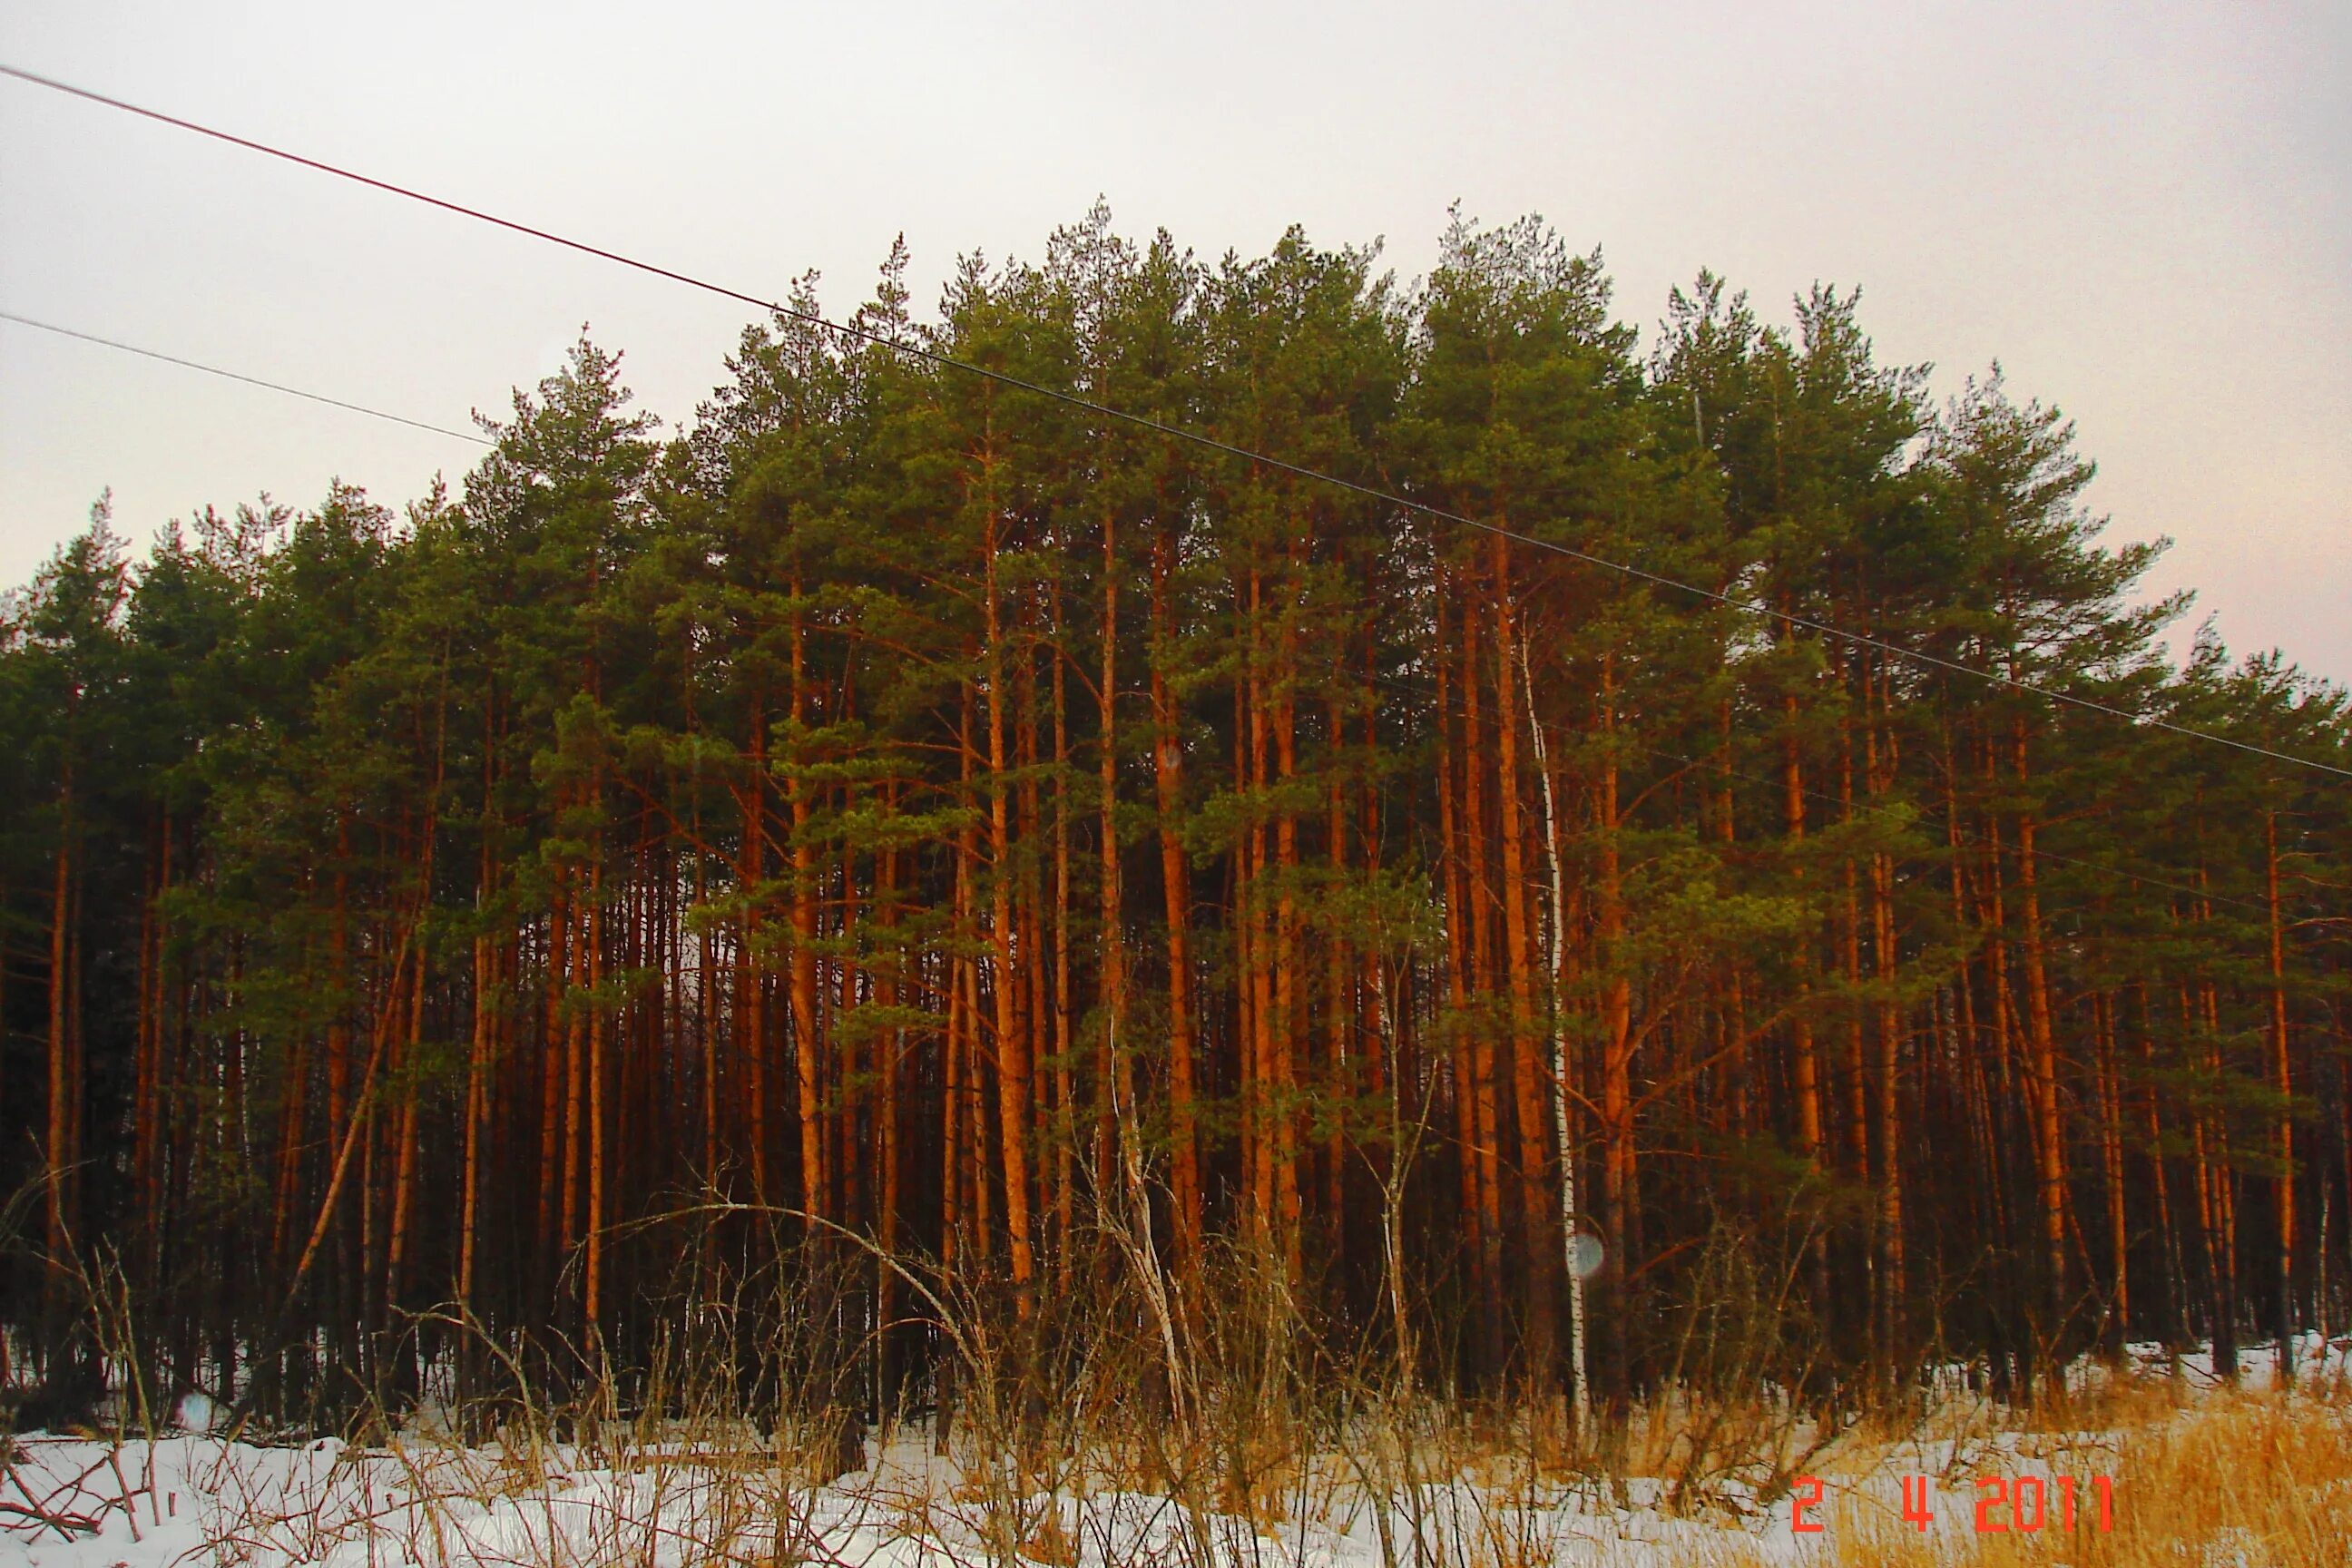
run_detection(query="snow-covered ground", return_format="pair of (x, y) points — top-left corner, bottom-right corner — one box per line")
(1, 1429), (1806, 1568)
(5, 1337), (2347, 1568)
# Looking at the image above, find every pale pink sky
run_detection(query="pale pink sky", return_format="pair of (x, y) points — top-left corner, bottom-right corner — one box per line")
(3, 2), (2346, 677)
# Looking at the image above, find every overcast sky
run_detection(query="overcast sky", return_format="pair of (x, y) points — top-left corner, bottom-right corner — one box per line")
(2, 2), (2345, 677)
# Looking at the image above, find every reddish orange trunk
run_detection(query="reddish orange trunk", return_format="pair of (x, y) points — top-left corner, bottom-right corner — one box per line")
(1489, 539), (1557, 1375)
(1456, 582), (1506, 1356)
(1152, 533), (1200, 1276)
(2267, 808), (2295, 1370)
(2013, 718), (2067, 1340)
(1597, 659), (1633, 1287)
(1272, 572), (1302, 1279)
(984, 512), (1035, 1301)
(790, 599), (827, 1234)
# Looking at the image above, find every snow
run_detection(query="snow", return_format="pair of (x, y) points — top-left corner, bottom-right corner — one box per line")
(6, 1338), (2347, 1568)
(1, 1428), (1814, 1568)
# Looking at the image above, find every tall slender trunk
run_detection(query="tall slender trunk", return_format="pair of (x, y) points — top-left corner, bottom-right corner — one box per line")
(1099, 504), (1129, 1205)
(791, 596), (827, 1236)
(2267, 808), (2296, 1378)
(1018, 645), (1046, 1249)
(328, 814), (358, 1373)
(877, 831), (903, 1415)
(387, 922), (427, 1348)
(1490, 537), (1556, 1382)
(984, 500), (1036, 1305)
(1152, 533), (1200, 1279)
(2094, 990), (2128, 1353)
(583, 833), (608, 1330)
(1246, 568), (1276, 1250)
(1864, 661), (1905, 1358)
(1717, 699), (1750, 1139)
(937, 780), (971, 1456)
(389, 680), (446, 1348)
(1455, 576), (1507, 1368)
(1839, 727), (1869, 1207)
(562, 836), (587, 1301)
(461, 926), (491, 1309)
(44, 766), (77, 1302)
(743, 690), (770, 1203)
(2134, 985), (2180, 1347)
(1521, 639), (1589, 1424)
(943, 730), (969, 1280)
(1436, 585), (1488, 1342)
(1596, 655), (1633, 1398)
(539, 864), (567, 1314)
(1870, 858), (1904, 1336)
(1783, 695), (1830, 1348)
(1324, 693), (1351, 1283)
(461, 694), (499, 1332)
(1272, 557), (1302, 1281)
(2013, 717), (2067, 1352)
(1052, 611), (1075, 1258)
(132, 813), (163, 1289)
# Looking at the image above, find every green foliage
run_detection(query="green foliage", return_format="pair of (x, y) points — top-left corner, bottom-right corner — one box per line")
(1, 209), (2345, 1419)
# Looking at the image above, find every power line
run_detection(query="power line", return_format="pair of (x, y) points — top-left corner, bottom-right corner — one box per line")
(3, 60), (2344, 781)
(4, 296), (2275, 916)
(0, 309), (490, 446)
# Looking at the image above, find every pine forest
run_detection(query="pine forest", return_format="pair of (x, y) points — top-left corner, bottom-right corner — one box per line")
(5, 209), (2348, 1448)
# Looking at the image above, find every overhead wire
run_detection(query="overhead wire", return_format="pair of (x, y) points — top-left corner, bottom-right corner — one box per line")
(0, 291), (2274, 915)
(1, 60), (2344, 780)
(0, 289), (2284, 916)
(0, 309), (491, 445)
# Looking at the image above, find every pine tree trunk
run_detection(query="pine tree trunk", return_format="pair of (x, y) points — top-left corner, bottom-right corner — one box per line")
(2094, 990), (2128, 1355)
(877, 832), (903, 1417)
(1273, 572), (1303, 1281)
(1865, 665), (1905, 1360)
(2267, 808), (2296, 1380)
(1436, 585), (1488, 1352)
(1456, 579), (1507, 1372)
(1324, 693), (1351, 1286)
(1783, 701), (1831, 1364)
(2013, 718), (2068, 1357)
(985, 518), (1036, 1306)
(1522, 638), (1590, 1423)
(585, 840), (608, 1331)
(538, 867), (567, 1314)
(1490, 539), (1557, 1385)
(1596, 656), (1634, 1402)
(1099, 506), (1128, 1206)
(742, 689), (770, 1205)
(44, 777), (77, 1330)
(792, 598), (827, 1237)
(1152, 533), (1200, 1280)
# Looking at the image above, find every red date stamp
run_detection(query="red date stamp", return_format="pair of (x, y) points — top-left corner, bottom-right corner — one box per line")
(1791, 1474), (2115, 1534)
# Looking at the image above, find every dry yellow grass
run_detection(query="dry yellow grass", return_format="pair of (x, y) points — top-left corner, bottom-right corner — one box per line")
(132, 1330), (2350, 1568)
(1817, 1387), (2352, 1568)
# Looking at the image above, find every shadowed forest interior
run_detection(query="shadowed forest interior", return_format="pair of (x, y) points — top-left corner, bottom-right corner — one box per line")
(4, 206), (2347, 1441)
